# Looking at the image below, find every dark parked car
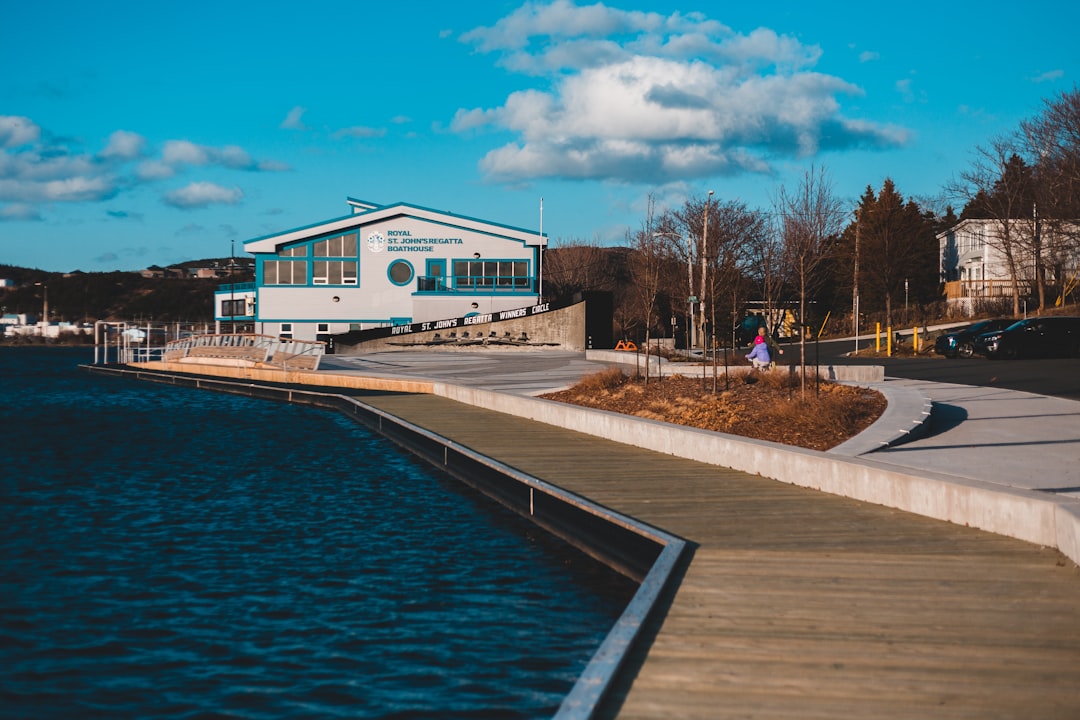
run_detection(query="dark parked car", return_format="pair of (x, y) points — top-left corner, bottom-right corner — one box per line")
(934, 318), (1013, 358)
(973, 316), (1080, 359)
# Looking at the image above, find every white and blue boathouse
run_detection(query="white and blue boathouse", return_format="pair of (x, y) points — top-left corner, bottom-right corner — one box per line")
(215, 197), (547, 343)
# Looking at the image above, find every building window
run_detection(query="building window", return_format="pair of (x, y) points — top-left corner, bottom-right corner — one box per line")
(220, 298), (246, 317)
(313, 233), (358, 257)
(317, 323), (329, 333)
(279, 323), (293, 339)
(313, 261), (358, 285)
(960, 228), (984, 255)
(388, 259), (414, 286)
(452, 259), (530, 290)
(263, 260), (308, 285)
(279, 245), (307, 257)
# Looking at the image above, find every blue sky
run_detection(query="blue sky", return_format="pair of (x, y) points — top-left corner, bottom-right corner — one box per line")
(2, 0), (1077, 272)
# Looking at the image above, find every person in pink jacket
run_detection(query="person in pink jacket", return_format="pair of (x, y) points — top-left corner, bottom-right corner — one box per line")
(746, 335), (771, 369)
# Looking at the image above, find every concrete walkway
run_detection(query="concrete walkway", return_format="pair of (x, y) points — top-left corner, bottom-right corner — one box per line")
(872, 378), (1080, 497)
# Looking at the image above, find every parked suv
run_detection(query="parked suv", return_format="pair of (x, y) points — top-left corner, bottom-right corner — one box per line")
(973, 316), (1080, 359)
(934, 318), (1013, 358)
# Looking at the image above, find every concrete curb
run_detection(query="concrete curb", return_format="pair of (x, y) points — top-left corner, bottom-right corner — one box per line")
(827, 381), (934, 456)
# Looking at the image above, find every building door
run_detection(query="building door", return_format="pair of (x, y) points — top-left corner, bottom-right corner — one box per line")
(427, 259), (446, 291)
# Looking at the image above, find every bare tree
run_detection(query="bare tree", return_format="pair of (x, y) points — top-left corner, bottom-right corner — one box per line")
(707, 200), (768, 348)
(627, 194), (671, 382)
(542, 235), (613, 298)
(1020, 86), (1080, 307)
(742, 209), (787, 337)
(651, 213), (696, 350)
(774, 165), (846, 395)
(949, 137), (1034, 315)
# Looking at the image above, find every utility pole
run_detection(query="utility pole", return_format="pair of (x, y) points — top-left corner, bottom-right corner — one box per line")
(700, 190), (713, 353)
(853, 209), (860, 355)
(687, 233), (695, 351)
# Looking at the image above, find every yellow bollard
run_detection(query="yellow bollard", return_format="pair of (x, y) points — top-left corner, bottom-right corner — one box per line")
(875, 322), (881, 352)
(913, 326), (919, 353)
(886, 326), (892, 356)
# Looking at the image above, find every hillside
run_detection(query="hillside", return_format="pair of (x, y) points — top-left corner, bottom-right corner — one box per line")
(0, 262), (251, 323)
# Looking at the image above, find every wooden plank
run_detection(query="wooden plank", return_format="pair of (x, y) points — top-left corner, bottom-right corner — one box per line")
(353, 392), (1080, 719)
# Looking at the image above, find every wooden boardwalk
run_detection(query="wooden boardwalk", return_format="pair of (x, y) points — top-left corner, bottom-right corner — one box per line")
(356, 391), (1080, 720)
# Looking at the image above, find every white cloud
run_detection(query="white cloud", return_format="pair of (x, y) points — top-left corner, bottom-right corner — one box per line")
(100, 130), (146, 160)
(1032, 69), (1064, 84)
(0, 116), (41, 148)
(458, 2), (908, 184)
(162, 140), (211, 166)
(160, 139), (289, 172)
(281, 105), (309, 130)
(136, 159), (176, 180)
(163, 182), (244, 209)
(859, 50), (880, 63)
(896, 78), (914, 103)
(332, 126), (387, 139)
(0, 202), (42, 221)
(0, 117), (285, 218)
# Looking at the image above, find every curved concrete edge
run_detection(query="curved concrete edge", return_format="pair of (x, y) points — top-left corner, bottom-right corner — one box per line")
(827, 381), (934, 456)
(435, 382), (1080, 568)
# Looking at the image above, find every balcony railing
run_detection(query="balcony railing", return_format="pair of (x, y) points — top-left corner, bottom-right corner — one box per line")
(416, 275), (536, 293)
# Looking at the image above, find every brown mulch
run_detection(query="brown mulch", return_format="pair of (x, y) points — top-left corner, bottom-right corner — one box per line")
(540, 368), (887, 451)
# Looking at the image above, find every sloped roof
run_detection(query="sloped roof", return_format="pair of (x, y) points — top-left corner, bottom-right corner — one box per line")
(244, 198), (546, 253)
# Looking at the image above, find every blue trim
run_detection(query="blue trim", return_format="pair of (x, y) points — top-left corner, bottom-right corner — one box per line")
(243, 201), (547, 249)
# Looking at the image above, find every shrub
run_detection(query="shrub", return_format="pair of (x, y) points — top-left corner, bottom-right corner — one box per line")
(576, 367), (627, 393)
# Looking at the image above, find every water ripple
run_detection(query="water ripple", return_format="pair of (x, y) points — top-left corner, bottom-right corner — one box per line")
(1, 348), (635, 719)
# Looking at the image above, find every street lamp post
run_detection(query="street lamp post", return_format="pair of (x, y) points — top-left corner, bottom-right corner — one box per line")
(700, 190), (713, 354)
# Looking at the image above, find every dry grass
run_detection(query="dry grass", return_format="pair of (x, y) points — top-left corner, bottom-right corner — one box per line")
(540, 368), (887, 451)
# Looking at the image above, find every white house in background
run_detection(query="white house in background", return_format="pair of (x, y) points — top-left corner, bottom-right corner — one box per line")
(215, 197), (547, 342)
(938, 217), (1080, 313)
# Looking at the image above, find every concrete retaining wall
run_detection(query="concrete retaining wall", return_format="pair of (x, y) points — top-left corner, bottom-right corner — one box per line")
(337, 301), (589, 353)
(586, 349), (886, 383)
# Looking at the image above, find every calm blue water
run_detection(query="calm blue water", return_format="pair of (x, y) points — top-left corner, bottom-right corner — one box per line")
(0, 347), (635, 719)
